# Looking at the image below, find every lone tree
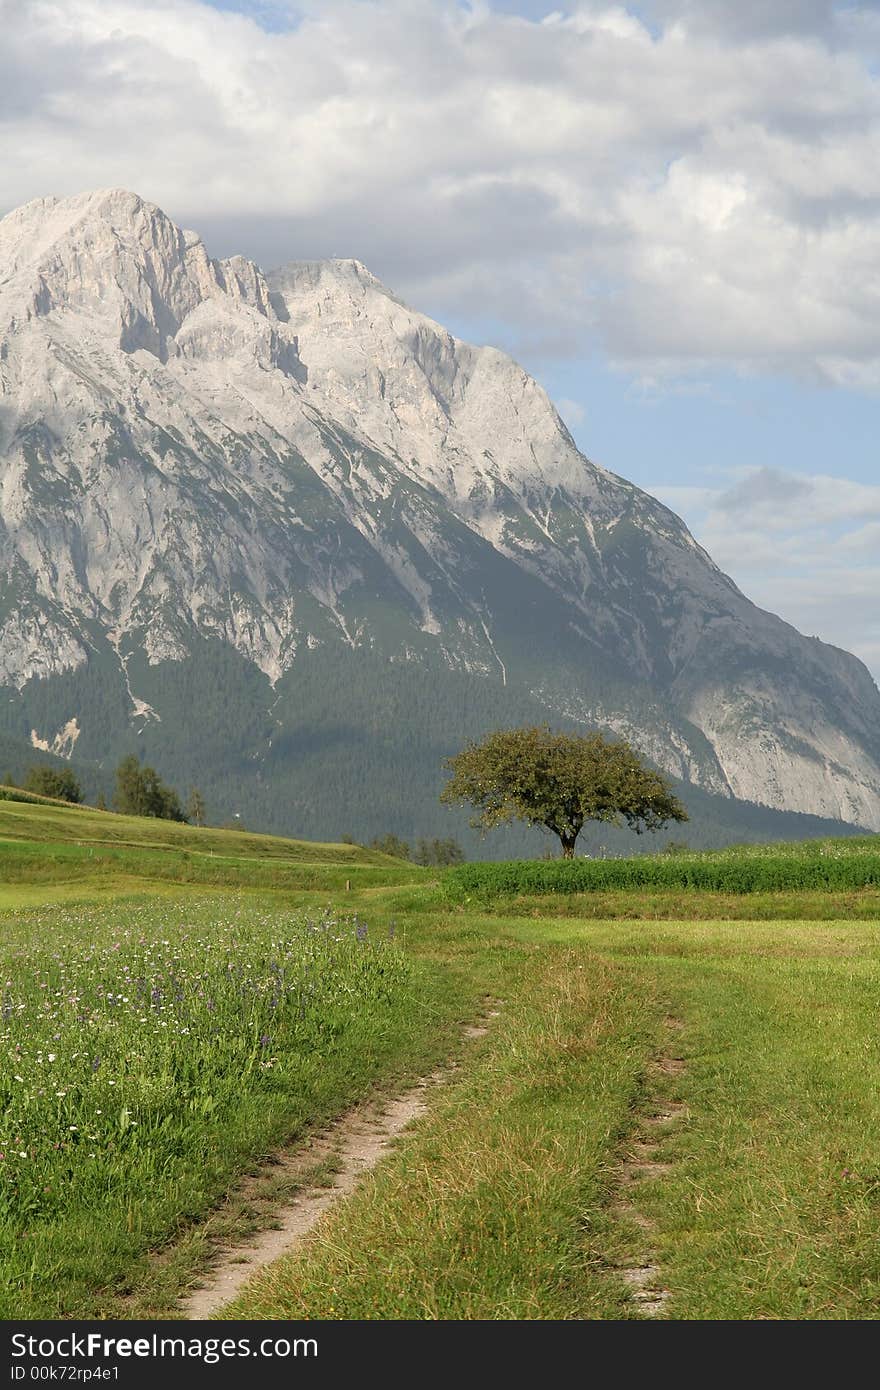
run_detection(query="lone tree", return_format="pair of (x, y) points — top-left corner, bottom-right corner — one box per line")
(440, 726), (688, 859)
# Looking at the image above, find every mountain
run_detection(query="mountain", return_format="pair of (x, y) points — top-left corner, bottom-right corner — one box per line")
(0, 188), (878, 846)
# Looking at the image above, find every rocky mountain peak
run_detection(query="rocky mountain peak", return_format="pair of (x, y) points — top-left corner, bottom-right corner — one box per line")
(0, 187), (278, 363)
(0, 190), (878, 833)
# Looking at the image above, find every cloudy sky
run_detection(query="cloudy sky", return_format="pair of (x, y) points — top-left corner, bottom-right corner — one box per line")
(2, 0), (879, 677)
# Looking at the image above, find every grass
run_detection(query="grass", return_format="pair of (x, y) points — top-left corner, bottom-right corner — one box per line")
(5, 801), (880, 1320)
(0, 897), (463, 1319)
(0, 796), (424, 897)
(0, 838), (421, 894)
(488, 885), (880, 920)
(0, 791), (409, 863)
(565, 917), (880, 1318)
(220, 912), (880, 1321)
(220, 941), (660, 1319)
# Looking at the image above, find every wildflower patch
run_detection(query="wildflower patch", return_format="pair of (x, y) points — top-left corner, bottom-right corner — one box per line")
(0, 899), (414, 1317)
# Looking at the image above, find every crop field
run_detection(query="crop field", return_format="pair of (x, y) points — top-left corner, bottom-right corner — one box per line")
(2, 797), (880, 1321)
(444, 836), (880, 901)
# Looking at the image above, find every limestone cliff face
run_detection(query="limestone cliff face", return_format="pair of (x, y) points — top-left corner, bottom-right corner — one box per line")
(1, 189), (878, 827)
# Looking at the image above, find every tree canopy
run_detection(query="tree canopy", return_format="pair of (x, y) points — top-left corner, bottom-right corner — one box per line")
(367, 833), (465, 865)
(369, 833), (412, 861)
(23, 765), (83, 804)
(114, 755), (187, 822)
(440, 726), (688, 858)
(413, 836), (465, 867)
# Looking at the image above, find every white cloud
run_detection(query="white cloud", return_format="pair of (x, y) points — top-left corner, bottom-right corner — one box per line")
(713, 468), (880, 529)
(656, 465), (880, 682)
(1, 1), (879, 386)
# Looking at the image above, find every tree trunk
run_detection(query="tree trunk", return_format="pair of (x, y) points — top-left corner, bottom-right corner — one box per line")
(559, 832), (577, 859)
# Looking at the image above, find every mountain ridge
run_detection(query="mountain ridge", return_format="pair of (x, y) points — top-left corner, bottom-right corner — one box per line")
(1, 188), (878, 834)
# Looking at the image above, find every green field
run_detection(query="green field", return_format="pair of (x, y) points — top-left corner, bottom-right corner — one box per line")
(0, 794), (422, 900)
(2, 796), (880, 1320)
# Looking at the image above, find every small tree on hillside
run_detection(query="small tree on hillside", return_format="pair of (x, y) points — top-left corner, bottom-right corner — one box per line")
(114, 755), (187, 822)
(440, 726), (688, 859)
(24, 765), (83, 804)
(115, 755), (144, 816)
(187, 787), (206, 827)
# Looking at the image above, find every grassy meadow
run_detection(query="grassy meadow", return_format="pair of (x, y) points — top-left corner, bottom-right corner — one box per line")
(2, 791), (880, 1320)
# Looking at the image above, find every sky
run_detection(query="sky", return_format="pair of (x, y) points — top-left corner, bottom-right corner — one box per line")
(1, 0), (878, 678)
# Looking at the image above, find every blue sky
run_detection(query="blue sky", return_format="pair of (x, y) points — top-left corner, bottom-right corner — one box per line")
(2, 0), (878, 675)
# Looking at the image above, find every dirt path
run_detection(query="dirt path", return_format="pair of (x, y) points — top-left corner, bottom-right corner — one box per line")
(609, 1018), (688, 1318)
(183, 1011), (498, 1319)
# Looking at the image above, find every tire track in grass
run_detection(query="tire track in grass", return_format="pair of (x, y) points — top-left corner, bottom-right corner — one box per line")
(182, 1008), (501, 1319)
(609, 1018), (688, 1318)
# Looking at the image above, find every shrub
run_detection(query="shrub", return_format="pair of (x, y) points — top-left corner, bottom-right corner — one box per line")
(23, 765), (83, 804)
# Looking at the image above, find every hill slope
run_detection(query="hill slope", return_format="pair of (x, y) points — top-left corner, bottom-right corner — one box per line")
(0, 792), (419, 897)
